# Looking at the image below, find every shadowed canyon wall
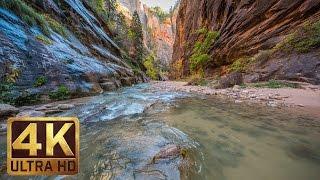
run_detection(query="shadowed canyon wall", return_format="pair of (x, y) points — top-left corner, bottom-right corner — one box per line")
(172, 0), (320, 84)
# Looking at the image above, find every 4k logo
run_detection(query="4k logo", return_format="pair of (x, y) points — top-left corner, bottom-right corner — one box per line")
(7, 117), (79, 176)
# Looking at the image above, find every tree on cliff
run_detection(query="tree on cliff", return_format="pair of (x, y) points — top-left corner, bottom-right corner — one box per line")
(129, 11), (145, 70)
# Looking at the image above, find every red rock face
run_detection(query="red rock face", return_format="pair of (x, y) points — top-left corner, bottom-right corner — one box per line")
(118, 0), (178, 67)
(172, 0), (320, 77)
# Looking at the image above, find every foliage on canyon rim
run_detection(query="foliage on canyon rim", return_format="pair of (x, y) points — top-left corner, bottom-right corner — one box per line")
(150, 6), (170, 23)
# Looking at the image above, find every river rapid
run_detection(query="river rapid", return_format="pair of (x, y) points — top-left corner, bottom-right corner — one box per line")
(1, 83), (320, 180)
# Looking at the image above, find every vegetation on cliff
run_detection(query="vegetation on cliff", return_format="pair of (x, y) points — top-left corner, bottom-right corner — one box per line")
(228, 20), (320, 74)
(0, 0), (148, 106)
(129, 11), (145, 70)
(0, 65), (19, 104)
(0, 0), (69, 38)
(190, 28), (220, 74)
(49, 85), (70, 100)
(150, 6), (170, 23)
(143, 54), (158, 80)
(275, 20), (320, 53)
(86, 0), (118, 29)
(172, 0), (320, 84)
(0, 0), (50, 35)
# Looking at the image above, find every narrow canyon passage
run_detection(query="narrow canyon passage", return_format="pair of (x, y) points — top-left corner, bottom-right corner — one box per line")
(0, 0), (319, 179)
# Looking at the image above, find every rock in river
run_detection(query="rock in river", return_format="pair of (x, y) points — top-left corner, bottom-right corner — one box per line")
(0, 104), (19, 119)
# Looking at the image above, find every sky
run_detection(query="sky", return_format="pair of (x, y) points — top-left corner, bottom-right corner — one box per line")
(140, 0), (177, 12)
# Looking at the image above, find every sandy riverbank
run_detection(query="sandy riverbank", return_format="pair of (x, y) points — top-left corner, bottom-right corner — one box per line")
(150, 81), (320, 117)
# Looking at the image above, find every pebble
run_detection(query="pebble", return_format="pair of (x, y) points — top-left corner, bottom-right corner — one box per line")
(235, 100), (243, 104)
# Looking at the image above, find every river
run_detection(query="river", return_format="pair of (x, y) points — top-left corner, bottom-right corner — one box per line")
(1, 83), (320, 179)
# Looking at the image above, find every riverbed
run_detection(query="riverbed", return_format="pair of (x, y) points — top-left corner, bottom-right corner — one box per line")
(1, 83), (320, 179)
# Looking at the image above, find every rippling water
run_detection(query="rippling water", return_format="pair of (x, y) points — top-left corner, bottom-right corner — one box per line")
(1, 84), (320, 180)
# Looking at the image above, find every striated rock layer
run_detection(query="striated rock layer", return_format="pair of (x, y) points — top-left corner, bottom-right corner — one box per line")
(172, 0), (320, 84)
(0, 0), (147, 105)
(118, 0), (178, 67)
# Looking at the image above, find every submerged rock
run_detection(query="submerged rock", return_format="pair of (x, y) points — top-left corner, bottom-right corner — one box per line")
(152, 145), (185, 163)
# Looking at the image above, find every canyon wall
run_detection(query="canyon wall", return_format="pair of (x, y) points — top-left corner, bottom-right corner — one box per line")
(118, 0), (178, 67)
(0, 0), (147, 105)
(172, 0), (320, 84)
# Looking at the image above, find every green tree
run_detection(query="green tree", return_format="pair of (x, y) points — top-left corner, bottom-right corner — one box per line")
(130, 11), (145, 70)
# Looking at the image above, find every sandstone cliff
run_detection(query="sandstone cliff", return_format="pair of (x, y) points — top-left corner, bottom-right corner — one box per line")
(172, 0), (320, 84)
(0, 0), (147, 106)
(118, 0), (178, 68)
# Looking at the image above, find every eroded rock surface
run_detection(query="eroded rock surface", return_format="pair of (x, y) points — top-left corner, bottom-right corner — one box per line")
(172, 0), (320, 83)
(118, 0), (179, 67)
(0, 0), (146, 105)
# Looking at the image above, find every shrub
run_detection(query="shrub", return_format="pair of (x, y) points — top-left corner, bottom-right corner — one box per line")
(36, 34), (52, 45)
(0, 0), (50, 35)
(275, 20), (320, 53)
(194, 27), (208, 35)
(49, 85), (70, 100)
(187, 72), (207, 86)
(86, 0), (118, 24)
(5, 67), (20, 83)
(0, 81), (15, 104)
(0, 65), (20, 104)
(14, 92), (40, 106)
(228, 57), (253, 73)
(170, 58), (183, 79)
(143, 54), (159, 80)
(45, 15), (68, 37)
(253, 50), (273, 64)
(33, 76), (47, 87)
(189, 28), (220, 74)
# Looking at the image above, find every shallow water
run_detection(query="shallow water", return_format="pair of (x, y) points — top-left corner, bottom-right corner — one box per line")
(1, 84), (320, 179)
(160, 97), (320, 180)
